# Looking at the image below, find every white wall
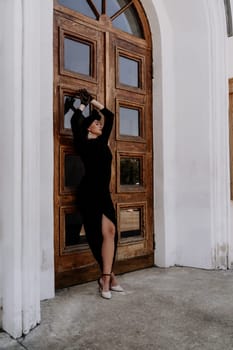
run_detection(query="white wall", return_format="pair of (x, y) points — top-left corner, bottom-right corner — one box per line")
(0, 1), (2, 326)
(168, 0), (230, 268)
(39, 0), (54, 301)
(228, 0), (233, 268)
(0, 2), (4, 328)
(164, 0), (213, 267)
(141, 0), (177, 267)
(144, 0), (230, 269)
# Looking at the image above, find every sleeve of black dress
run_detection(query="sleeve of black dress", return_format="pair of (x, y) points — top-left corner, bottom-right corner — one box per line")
(70, 109), (86, 152)
(99, 107), (114, 144)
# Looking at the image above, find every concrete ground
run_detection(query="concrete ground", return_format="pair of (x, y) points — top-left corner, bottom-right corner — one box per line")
(1, 266), (233, 350)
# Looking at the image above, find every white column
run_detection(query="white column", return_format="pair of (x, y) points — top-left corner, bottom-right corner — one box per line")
(1, 0), (41, 338)
(21, 0), (41, 334)
(39, 0), (54, 301)
(1, 0), (24, 338)
(205, 0), (231, 269)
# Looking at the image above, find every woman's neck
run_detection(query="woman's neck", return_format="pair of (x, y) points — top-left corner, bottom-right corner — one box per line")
(87, 132), (98, 139)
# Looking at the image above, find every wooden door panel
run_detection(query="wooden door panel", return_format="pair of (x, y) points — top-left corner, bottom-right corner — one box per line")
(54, 14), (105, 288)
(109, 32), (154, 273)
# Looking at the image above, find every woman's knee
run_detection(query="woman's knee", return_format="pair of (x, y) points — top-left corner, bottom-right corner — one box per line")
(102, 215), (115, 238)
(103, 225), (115, 239)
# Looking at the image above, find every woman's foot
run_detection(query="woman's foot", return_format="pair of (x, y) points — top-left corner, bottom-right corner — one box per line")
(110, 272), (124, 292)
(98, 274), (112, 299)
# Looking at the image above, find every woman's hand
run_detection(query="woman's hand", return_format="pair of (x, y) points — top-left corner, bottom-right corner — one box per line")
(75, 88), (104, 110)
(76, 88), (93, 106)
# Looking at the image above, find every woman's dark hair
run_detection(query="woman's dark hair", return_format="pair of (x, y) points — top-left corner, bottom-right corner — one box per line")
(83, 109), (101, 129)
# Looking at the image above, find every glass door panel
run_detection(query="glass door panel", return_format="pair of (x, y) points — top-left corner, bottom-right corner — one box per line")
(120, 157), (141, 186)
(65, 211), (86, 246)
(119, 106), (140, 136)
(120, 207), (142, 239)
(119, 56), (139, 87)
(64, 38), (91, 76)
(64, 153), (84, 188)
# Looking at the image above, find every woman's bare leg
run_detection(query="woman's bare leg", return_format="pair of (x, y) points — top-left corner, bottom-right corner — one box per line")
(101, 214), (115, 292)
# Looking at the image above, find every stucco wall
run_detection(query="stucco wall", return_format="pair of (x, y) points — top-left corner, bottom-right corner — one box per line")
(0, 0), (5, 327)
(228, 0), (233, 267)
(39, 0), (54, 301)
(228, 41), (233, 268)
(164, 0), (213, 267)
(146, 0), (230, 269)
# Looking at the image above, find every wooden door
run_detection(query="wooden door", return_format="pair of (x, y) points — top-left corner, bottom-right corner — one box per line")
(54, 0), (154, 289)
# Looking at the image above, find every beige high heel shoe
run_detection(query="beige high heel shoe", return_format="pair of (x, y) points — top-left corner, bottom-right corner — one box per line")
(98, 274), (112, 300)
(110, 272), (124, 292)
(110, 284), (124, 292)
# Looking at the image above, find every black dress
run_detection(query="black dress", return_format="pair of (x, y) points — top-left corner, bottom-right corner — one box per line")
(71, 107), (118, 272)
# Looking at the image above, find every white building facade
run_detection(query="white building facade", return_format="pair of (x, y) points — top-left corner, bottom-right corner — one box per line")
(0, 0), (233, 338)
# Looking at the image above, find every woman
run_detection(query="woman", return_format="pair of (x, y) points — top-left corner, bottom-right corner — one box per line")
(69, 89), (123, 299)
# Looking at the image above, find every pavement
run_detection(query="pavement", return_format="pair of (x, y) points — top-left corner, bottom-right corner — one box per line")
(1, 266), (233, 350)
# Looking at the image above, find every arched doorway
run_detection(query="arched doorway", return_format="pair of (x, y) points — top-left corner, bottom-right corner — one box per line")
(53, 0), (153, 288)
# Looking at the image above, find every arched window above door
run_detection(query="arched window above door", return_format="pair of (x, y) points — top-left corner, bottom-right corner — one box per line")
(57, 0), (144, 37)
